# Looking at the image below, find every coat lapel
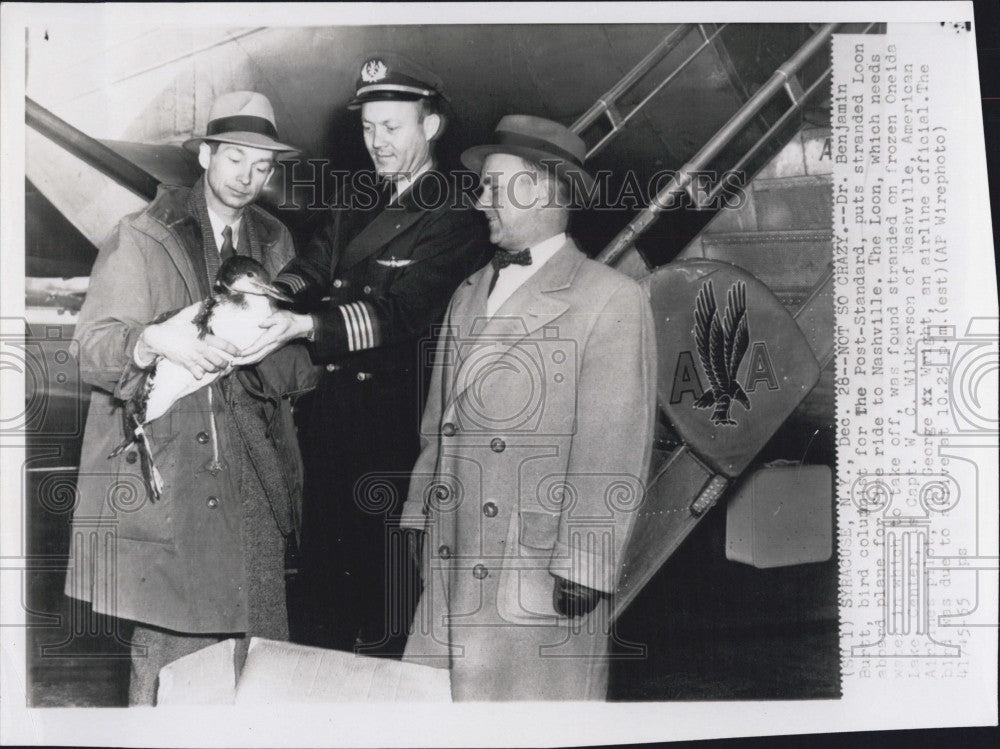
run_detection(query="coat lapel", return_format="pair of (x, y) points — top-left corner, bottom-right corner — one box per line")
(446, 240), (584, 410)
(450, 264), (492, 338)
(439, 264), (491, 407)
(144, 183), (210, 302)
(160, 223), (207, 301)
(338, 170), (437, 271)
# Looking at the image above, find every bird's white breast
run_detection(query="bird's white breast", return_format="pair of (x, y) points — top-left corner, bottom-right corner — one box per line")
(144, 359), (219, 423)
(210, 295), (276, 350)
(142, 295), (276, 423)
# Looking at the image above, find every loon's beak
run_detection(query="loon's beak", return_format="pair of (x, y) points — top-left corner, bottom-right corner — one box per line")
(247, 278), (294, 303)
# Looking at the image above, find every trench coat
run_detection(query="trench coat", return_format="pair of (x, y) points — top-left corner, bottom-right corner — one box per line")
(400, 239), (657, 700)
(64, 182), (317, 634)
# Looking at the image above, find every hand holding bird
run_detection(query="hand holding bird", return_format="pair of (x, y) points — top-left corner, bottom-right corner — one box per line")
(110, 257), (297, 500)
(231, 309), (315, 367)
(136, 303), (240, 379)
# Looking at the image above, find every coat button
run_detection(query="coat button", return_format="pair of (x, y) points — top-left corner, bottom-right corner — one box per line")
(442, 422), (456, 437)
(483, 502), (498, 518)
(125, 451), (138, 464)
(332, 279), (344, 289)
(472, 564), (488, 580)
(206, 496), (219, 509)
(325, 364), (341, 373)
(490, 437), (506, 453)
(363, 285), (372, 294)
(437, 545), (451, 559)
(196, 431), (210, 444)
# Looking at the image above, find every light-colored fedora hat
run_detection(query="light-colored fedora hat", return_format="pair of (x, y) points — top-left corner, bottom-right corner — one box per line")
(461, 114), (595, 194)
(183, 91), (299, 156)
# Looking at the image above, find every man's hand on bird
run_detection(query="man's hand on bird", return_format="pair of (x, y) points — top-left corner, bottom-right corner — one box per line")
(136, 315), (240, 380)
(553, 576), (605, 618)
(231, 310), (315, 366)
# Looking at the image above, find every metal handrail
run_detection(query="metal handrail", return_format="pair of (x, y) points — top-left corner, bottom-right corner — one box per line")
(571, 24), (730, 161)
(701, 22), (879, 208)
(700, 65), (832, 208)
(595, 23), (840, 266)
(571, 25), (694, 135)
(26, 97), (160, 201)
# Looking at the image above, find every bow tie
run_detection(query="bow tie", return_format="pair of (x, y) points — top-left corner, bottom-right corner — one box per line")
(491, 248), (533, 272)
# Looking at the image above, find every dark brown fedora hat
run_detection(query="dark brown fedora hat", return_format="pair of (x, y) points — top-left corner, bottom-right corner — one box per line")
(461, 114), (595, 194)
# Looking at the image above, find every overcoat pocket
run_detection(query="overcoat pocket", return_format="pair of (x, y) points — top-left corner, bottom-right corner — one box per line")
(496, 510), (567, 624)
(518, 510), (560, 550)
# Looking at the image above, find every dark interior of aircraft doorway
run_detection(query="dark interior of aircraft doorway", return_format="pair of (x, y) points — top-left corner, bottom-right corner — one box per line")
(22, 22), (865, 704)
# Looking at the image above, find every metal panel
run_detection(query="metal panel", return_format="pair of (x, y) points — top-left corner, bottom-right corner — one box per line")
(613, 447), (722, 619)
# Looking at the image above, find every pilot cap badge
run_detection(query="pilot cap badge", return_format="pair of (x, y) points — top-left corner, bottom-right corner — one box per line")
(348, 52), (447, 109)
(361, 59), (388, 83)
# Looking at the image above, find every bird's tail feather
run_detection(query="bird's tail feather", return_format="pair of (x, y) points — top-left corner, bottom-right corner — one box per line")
(108, 407), (139, 458)
(107, 435), (134, 459)
(133, 423), (164, 501)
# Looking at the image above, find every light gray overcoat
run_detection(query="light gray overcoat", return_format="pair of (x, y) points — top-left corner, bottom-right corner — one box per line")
(401, 239), (657, 700)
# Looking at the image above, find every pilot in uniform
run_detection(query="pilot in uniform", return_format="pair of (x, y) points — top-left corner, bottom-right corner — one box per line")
(266, 54), (492, 654)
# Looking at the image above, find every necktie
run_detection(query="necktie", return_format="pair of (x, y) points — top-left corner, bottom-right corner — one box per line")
(220, 225), (236, 262)
(488, 248), (532, 294)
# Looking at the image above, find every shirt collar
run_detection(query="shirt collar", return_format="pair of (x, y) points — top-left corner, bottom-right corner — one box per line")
(525, 232), (567, 261)
(206, 206), (242, 252)
(391, 160), (433, 201)
(486, 232), (568, 317)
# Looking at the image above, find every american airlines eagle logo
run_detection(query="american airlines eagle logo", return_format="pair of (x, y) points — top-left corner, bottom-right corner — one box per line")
(361, 59), (388, 83)
(667, 278), (780, 426)
(692, 279), (751, 426)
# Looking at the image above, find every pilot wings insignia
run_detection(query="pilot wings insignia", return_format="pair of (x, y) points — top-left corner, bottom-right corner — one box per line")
(375, 257), (413, 267)
(692, 279), (751, 426)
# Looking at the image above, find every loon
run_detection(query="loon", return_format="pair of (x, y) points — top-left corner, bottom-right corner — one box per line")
(110, 256), (292, 499)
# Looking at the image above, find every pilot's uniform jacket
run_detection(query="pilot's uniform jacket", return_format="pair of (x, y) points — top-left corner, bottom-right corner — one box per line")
(66, 179), (318, 635)
(400, 239), (657, 700)
(274, 169), (492, 650)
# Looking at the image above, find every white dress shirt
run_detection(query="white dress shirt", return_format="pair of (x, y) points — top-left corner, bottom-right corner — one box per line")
(206, 208), (242, 254)
(486, 232), (566, 317)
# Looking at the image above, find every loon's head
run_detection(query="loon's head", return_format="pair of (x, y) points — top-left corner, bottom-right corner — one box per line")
(215, 256), (292, 302)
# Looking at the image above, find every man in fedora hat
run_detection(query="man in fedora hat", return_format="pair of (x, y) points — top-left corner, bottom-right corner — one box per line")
(236, 53), (491, 656)
(66, 91), (318, 704)
(398, 115), (657, 700)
